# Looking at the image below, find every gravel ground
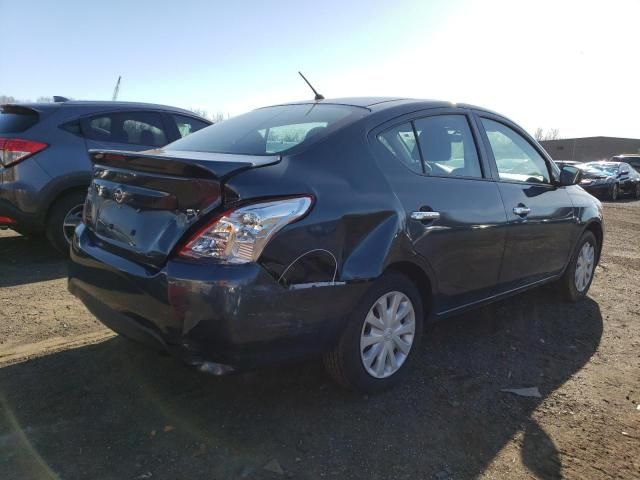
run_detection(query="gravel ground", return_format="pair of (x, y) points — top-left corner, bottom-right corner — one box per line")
(0, 200), (638, 479)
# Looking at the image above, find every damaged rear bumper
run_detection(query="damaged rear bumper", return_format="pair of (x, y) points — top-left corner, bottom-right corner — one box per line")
(68, 224), (368, 371)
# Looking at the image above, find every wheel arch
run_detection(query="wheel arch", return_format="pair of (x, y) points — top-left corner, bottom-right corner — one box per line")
(583, 220), (604, 264)
(41, 173), (91, 223)
(383, 261), (434, 319)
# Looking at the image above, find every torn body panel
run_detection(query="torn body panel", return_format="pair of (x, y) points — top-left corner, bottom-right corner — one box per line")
(69, 223), (369, 369)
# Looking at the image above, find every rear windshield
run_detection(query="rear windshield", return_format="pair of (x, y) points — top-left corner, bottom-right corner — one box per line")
(165, 104), (365, 155)
(0, 109), (39, 133)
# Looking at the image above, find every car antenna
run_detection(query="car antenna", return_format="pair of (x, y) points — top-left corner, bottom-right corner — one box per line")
(298, 71), (325, 101)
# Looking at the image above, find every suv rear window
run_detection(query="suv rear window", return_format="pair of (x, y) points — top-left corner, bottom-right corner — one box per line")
(83, 111), (168, 147)
(0, 108), (39, 133)
(166, 104), (365, 155)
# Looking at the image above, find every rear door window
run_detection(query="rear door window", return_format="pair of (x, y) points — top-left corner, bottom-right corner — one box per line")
(84, 111), (168, 147)
(414, 115), (482, 178)
(0, 109), (39, 133)
(377, 115), (482, 178)
(377, 122), (422, 173)
(170, 114), (210, 138)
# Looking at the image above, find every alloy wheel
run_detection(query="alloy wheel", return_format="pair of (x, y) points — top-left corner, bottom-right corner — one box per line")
(360, 291), (416, 379)
(574, 241), (595, 293)
(62, 204), (84, 245)
(611, 184), (618, 201)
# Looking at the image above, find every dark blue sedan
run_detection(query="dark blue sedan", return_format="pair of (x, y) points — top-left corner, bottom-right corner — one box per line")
(68, 97), (603, 393)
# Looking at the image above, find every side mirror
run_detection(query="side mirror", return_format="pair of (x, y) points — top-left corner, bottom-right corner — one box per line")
(558, 165), (581, 186)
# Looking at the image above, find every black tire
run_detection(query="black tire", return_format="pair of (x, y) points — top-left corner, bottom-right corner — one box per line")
(45, 190), (87, 255)
(323, 272), (424, 393)
(609, 183), (619, 201)
(634, 183), (640, 200)
(558, 230), (598, 302)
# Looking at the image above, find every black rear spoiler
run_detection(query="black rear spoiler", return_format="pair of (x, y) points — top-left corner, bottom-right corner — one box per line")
(89, 149), (281, 180)
(0, 104), (40, 115)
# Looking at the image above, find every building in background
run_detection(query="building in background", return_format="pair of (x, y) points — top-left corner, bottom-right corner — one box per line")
(540, 136), (640, 162)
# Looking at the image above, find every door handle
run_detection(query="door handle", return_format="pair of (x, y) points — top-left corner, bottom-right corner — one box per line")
(513, 206), (531, 216)
(411, 211), (440, 221)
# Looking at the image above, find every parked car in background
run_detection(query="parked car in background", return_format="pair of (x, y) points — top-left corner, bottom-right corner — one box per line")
(554, 160), (582, 169)
(610, 154), (640, 173)
(578, 161), (640, 200)
(0, 99), (210, 252)
(68, 97), (603, 393)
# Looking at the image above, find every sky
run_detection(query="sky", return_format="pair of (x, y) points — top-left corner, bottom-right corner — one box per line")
(1, 0), (639, 139)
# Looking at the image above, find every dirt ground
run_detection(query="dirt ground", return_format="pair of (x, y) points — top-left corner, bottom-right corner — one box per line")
(0, 200), (638, 480)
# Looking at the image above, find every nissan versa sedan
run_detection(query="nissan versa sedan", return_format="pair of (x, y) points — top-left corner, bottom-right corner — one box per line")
(68, 98), (603, 393)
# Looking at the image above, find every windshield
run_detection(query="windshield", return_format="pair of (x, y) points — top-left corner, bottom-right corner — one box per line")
(579, 167), (606, 179)
(583, 163), (618, 176)
(165, 104), (366, 156)
(0, 110), (39, 133)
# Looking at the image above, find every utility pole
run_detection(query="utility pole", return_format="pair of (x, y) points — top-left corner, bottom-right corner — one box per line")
(112, 76), (121, 101)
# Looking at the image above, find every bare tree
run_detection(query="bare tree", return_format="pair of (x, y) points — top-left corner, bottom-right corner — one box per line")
(211, 112), (229, 123)
(188, 107), (210, 120)
(534, 127), (562, 141)
(534, 127), (544, 141)
(189, 108), (229, 123)
(0, 95), (16, 104)
(546, 128), (561, 140)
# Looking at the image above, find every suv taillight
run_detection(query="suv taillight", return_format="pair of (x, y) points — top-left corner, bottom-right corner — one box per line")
(0, 138), (48, 167)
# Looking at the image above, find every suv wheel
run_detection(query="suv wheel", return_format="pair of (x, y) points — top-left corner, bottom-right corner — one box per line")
(635, 183), (640, 199)
(323, 272), (423, 393)
(558, 230), (598, 302)
(46, 191), (86, 255)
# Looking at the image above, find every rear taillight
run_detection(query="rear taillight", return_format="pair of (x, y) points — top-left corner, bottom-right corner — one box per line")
(0, 138), (48, 167)
(178, 196), (313, 263)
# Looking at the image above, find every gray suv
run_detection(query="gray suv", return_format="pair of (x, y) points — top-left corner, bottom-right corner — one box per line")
(0, 99), (210, 252)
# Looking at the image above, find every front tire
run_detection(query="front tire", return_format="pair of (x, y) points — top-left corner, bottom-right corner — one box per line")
(45, 191), (87, 255)
(323, 272), (424, 393)
(634, 183), (640, 200)
(558, 230), (598, 302)
(609, 183), (619, 201)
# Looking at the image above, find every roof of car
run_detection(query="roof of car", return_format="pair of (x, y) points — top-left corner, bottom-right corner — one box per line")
(2, 100), (201, 117)
(266, 96), (501, 113)
(269, 97), (409, 108)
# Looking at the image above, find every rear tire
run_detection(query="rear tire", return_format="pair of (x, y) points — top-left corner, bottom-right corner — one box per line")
(634, 183), (640, 200)
(45, 191), (87, 255)
(558, 230), (598, 302)
(323, 272), (424, 393)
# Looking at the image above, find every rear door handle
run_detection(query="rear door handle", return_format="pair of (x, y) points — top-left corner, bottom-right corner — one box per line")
(411, 211), (440, 221)
(513, 206), (531, 216)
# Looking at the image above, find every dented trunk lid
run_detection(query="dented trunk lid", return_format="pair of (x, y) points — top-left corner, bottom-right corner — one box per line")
(84, 149), (279, 267)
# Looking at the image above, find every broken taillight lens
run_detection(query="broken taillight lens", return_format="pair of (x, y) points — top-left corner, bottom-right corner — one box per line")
(178, 196), (313, 263)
